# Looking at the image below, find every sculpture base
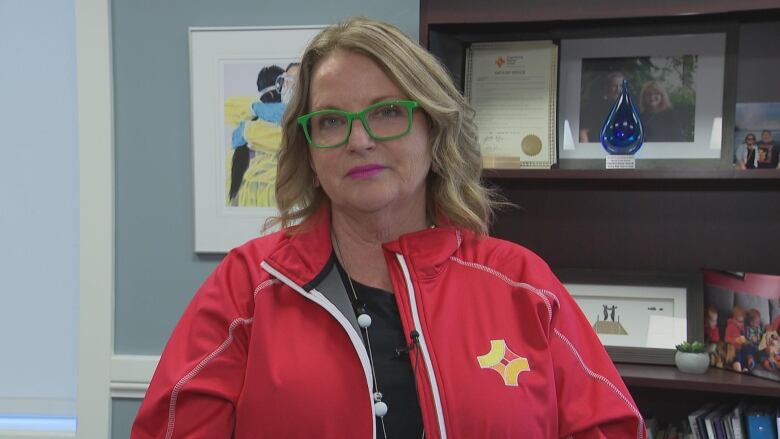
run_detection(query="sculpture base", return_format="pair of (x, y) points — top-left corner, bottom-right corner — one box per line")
(606, 155), (635, 169)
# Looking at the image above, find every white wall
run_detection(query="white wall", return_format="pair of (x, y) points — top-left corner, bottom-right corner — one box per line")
(0, 0), (79, 418)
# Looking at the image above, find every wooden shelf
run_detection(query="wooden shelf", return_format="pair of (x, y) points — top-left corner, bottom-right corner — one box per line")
(482, 168), (780, 180)
(421, 1), (780, 27)
(617, 363), (780, 397)
(421, 1), (780, 46)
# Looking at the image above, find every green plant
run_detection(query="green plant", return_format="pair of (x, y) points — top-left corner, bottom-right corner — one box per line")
(675, 341), (707, 353)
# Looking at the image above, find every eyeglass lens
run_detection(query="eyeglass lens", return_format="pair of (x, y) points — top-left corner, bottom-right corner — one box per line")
(309, 102), (410, 147)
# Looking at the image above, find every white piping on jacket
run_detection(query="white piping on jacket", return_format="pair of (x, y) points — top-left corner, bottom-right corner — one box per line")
(555, 329), (645, 439)
(260, 261), (376, 439)
(396, 254), (448, 439)
(253, 278), (279, 299)
(448, 256), (644, 439)
(165, 278), (279, 438)
(165, 317), (254, 439)
(448, 256), (559, 324)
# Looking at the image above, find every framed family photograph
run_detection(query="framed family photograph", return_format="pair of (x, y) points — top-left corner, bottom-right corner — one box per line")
(703, 269), (780, 383)
(558, 33), (729, 169)
(557, 270), (704, 365)
(734, 102), (780, 170)
(190, 25), (323, 253)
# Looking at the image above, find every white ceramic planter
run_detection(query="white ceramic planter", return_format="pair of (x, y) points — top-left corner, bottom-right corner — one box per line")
(675, 351), (710, 374)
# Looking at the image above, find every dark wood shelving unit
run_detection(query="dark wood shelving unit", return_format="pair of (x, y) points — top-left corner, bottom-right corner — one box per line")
(483, 168), (780, 181)
(420, 1), (780, 46)
(617, 364), (780, 397)
(423, 0), (780, 426)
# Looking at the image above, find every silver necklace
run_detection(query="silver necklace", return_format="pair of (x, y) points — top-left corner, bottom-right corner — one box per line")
(331, 231), (425, 439)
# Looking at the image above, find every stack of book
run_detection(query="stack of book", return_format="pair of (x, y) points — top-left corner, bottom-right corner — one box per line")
(645, 403), (779, 439)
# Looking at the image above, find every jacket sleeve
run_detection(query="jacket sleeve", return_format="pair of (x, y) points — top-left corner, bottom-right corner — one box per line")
(547, 279), (646, 439)
(131, 250), (258, 439)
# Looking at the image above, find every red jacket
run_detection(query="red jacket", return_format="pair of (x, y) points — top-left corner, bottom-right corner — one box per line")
(132, 211), (644, 438)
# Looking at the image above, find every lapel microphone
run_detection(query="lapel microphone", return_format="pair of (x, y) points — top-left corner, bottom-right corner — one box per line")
(395, 330), (421, 356)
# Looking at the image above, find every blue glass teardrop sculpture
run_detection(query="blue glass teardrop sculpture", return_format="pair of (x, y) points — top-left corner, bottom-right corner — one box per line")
(600, 79), (644, 155)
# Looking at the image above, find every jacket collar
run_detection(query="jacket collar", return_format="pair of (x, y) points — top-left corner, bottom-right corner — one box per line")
(382, 224), (463, 279)
(264, 204), (464, 287)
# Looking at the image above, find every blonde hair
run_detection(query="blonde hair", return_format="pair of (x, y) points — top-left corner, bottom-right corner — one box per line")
(639, 81), (672, 113)
(269, 17), (501, 235)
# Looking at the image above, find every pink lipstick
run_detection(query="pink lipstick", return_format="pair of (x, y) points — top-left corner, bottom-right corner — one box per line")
(346, 164), (386, 179)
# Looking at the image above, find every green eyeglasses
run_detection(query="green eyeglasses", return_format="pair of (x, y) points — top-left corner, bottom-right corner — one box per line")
(297, 99), (420, 149)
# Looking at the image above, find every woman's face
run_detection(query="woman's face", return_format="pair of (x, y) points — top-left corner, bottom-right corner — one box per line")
(307, 49), (432, 217)
(645, 88), (664, 112)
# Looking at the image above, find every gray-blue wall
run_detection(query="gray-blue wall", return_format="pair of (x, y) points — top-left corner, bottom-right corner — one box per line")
(112, 1), (418, 436)
(113, 399), (142, 439)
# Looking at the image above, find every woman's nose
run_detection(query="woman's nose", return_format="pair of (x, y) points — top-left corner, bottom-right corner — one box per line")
(345, 119), (375, 152)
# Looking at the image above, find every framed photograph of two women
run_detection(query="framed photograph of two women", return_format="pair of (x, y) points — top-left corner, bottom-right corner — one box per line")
(190, 26), (322, 253)
(558, 32), (730, 169)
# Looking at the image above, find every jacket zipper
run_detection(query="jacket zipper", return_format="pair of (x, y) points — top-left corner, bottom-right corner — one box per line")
(395, 254), (448, 439)
(260, 261), (377, 439)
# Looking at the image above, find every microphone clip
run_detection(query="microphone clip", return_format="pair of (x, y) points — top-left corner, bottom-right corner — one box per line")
(395, 330), (421, 357)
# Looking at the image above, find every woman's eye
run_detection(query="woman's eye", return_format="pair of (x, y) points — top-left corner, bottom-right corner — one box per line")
(376, 104), (403, 118)
(319, 115), (344, 129)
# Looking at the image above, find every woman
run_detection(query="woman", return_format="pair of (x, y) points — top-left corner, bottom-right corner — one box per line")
(639, 80), (687, 142)
(736, 133), (758, 169)
(132, 18), (644, 438)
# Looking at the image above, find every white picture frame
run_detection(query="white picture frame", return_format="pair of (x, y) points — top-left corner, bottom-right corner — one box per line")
(558, 33), (727, 164)
(565, 283), (688, 351)
(190, 26), (323, 253)
(556, 270), (703, 365)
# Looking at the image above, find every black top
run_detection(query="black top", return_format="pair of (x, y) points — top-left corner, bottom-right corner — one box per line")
(335, 260), (424, 439)
(756, 141), (780, 168)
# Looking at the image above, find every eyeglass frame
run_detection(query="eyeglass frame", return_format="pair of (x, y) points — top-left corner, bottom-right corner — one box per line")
(297, 99), (420, 149)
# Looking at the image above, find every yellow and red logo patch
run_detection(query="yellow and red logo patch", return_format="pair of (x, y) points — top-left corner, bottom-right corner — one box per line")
(495, 56), (506, 68)
(477, 339), (530, 386)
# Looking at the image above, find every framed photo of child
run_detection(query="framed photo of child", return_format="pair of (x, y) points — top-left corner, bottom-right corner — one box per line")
(703, 270), (780, 382)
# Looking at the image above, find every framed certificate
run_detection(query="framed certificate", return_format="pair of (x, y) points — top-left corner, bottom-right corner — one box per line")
(465, 41), (558, 169)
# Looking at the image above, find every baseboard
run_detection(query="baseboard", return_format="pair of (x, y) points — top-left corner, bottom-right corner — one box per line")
(110, 355), (159, 399)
